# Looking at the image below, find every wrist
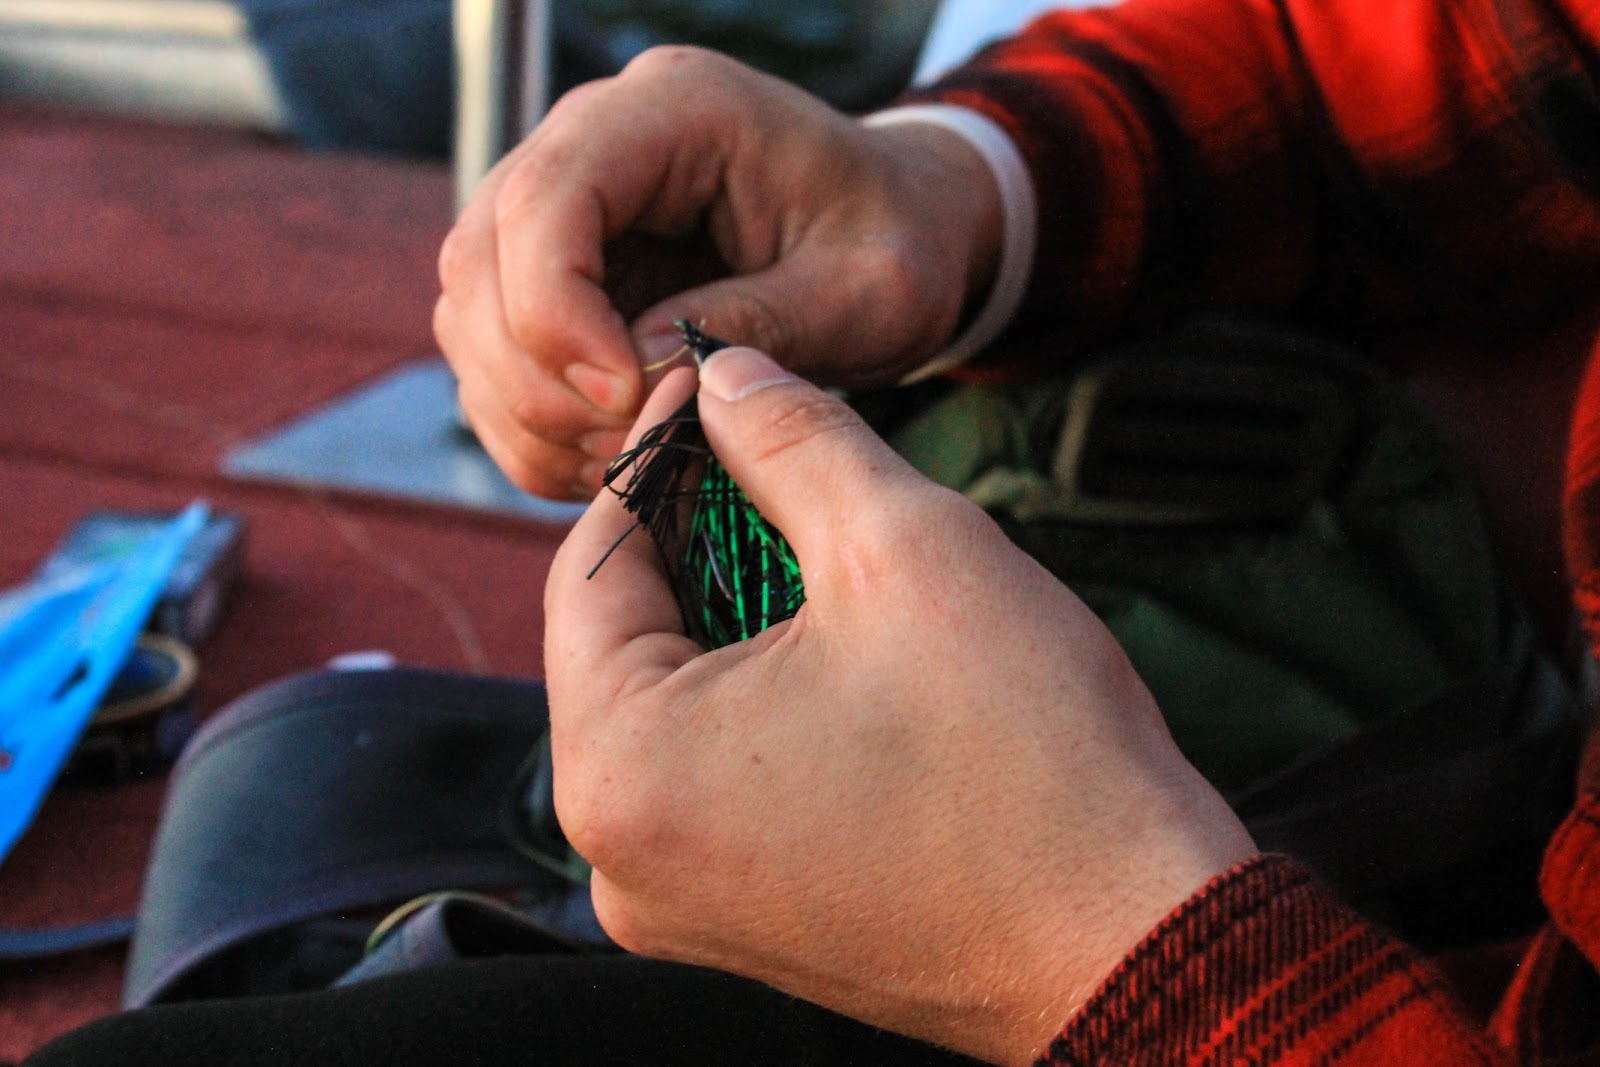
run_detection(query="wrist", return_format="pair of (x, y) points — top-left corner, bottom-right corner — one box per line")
(993, 775), (1259, 1065)
(861, 105), (1036, 382)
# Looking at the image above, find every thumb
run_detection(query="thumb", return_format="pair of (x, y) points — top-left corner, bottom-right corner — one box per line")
(695, 346), (929, 567)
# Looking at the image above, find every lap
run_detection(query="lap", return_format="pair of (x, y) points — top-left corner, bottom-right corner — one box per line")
(27, 955), (980, 1066)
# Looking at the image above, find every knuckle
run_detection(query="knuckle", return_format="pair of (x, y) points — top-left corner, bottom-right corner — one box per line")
(905, 488), (997, 562)
(551, 782), (607, 860)
(542, 77), (605, 125)
(503, 381), (564, 441)
(587, 881), (661, 957)
(855, 237), (929, 318)
(853, 494), (926, 549)
(531, 79), (633, 178)
(431, 295), (457, 356)
(557, 779), (653, 876)
(436, 222), (476, 294)
(621, 43), (721, 84)
(492, 151), (546, 233)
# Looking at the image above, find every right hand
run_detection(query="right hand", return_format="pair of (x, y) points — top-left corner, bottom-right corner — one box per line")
(544, 349), (1258, 1065)
(434, 46), (1003, 500)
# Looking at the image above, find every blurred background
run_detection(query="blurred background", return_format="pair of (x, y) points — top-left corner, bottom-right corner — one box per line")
(0, 0), (1076, 521)
(0, 0), (1074, 161)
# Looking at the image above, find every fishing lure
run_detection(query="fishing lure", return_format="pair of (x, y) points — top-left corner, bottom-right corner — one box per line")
(589, 322), (805, 649)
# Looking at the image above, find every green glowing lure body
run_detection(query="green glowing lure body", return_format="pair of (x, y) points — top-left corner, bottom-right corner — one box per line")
(594, 323), (805, 649)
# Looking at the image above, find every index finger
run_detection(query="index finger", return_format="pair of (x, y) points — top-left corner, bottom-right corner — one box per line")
(544, 366), (703, 706)
(493, 67), (733, 400)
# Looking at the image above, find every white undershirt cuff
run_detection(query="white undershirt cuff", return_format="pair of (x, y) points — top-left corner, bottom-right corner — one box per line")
(861, 104), (1038, 383)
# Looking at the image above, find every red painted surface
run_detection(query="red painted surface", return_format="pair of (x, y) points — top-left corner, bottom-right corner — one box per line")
(0, 106), (565, 1060)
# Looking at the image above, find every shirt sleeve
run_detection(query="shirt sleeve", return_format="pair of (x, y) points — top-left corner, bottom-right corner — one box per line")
(1041, 855), (1506, 1066)
(907, 0), (1600, 370)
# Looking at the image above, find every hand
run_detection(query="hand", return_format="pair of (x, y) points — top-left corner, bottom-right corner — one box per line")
(435, 45), (1002, 501)
(543, 349), (1258, 1065)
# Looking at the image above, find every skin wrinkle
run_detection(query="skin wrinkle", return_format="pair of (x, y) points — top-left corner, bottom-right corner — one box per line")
(721, 144), (787, 274)
(720, 395), (862, 475)
(635, 122), (727, 243)
(611, 638), (696, 704)
(548, 179), (608, 289)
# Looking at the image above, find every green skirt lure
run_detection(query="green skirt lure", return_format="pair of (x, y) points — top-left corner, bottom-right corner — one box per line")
(589, 322), (805, 649)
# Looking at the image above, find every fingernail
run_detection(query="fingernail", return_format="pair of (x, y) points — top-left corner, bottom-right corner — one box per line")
(699, 347), (796, 403)
(578, 459), (609, 488)
(564, 363), (631, 415)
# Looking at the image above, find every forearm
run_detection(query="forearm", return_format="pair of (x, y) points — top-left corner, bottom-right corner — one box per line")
(911, 0), (1600, 367)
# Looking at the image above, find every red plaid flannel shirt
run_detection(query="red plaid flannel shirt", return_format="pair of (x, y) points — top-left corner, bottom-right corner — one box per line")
(919, 0), (1600, 363)
(914, 0), (1600, 1062)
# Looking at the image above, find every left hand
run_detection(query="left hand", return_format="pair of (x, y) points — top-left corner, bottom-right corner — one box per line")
(544, 349), (1256, 1065)
(434, 46), (1001, 500)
